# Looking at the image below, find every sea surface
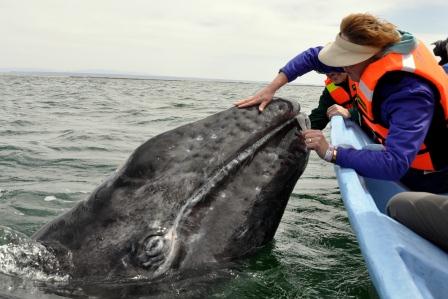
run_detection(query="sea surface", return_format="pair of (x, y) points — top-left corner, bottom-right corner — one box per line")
(0, 75), (377, 298)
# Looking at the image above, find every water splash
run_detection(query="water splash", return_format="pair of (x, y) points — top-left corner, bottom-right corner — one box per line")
(0, 227), (70, 283)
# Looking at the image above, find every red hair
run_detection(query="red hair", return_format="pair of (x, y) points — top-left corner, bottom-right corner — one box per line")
(340, 13), (400, 49)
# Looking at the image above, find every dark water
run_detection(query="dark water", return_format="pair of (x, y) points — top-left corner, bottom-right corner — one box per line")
(0, 75), (376, 298)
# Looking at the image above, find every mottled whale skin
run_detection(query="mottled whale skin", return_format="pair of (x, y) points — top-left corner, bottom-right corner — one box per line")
(32, 98), (309, 281)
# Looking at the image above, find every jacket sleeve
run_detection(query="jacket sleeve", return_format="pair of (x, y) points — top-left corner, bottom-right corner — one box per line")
(335, 74), (435, 180)
(279, 47), (344, 82)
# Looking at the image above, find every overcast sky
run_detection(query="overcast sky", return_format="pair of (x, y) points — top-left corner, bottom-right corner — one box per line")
(1, 0), (447, 84)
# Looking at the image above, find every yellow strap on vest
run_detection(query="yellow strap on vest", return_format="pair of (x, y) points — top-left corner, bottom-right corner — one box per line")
(325, 82), (338, 93)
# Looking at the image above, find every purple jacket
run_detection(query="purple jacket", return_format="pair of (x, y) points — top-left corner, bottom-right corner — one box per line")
(281, 47), (436, 180)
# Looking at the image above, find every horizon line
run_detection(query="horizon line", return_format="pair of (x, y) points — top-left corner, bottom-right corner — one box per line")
(0, 69), (323, 87)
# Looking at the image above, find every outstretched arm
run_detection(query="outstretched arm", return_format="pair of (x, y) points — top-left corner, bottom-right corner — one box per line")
(234, 46), (342, 112)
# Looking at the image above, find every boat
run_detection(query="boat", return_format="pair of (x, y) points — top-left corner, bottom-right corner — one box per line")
(330, 115), (448, 299)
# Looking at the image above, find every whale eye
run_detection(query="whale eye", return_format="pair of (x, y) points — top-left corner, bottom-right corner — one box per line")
(131, 230), (171, 270)
(144, 236), (165, 258)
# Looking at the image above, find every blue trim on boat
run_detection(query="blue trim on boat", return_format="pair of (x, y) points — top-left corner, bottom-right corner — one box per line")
(330, 116), (448, 299)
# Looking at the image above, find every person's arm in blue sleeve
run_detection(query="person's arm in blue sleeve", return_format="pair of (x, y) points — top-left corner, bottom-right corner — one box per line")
(336, 75), (435, 180)
(280, 47), (344, 82)
(235, 46), (342, 111)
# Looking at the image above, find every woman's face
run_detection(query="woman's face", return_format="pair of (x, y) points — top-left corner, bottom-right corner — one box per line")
(340, 33), (373, 82)
(327, 72), (348, 84)
(343, 59), (371, 82)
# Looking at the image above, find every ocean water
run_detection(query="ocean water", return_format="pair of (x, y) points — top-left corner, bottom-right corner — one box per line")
(0, 75), (377, 298)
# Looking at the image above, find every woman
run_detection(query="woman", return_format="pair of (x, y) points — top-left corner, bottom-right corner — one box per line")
(235, 13), (448, 193)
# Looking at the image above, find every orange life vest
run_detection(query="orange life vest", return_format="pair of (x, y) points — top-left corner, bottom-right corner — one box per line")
(324, 77), (357, 109)
(355, 40), (448, 171)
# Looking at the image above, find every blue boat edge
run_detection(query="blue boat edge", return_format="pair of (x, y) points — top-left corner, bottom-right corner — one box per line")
(330, 116), (448, 299)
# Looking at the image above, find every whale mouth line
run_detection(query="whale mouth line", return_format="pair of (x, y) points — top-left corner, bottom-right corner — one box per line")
(150, 113), (300, 275)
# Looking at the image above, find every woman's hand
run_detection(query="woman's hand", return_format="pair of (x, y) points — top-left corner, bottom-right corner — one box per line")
(234, 72), (288, 112)
(302, 129), (330, 159)
(234, 87), (275, 112)
(327, 104), (351, 119)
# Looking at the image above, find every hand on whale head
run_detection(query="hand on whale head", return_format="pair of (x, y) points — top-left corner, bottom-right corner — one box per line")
(32, 98), (310, 281)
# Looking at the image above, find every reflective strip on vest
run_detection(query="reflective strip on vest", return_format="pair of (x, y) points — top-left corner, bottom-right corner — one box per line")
(326, 82), (338, 93)
(358, 80), (373, 102)
(402, 53), (416, 73)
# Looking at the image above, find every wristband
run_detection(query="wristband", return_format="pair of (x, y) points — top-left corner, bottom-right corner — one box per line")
(323, 145), (334, 162)
(331, 147), (338, 163)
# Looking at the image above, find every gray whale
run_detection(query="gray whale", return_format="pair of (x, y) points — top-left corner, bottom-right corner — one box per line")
(32, 98), (310, 281)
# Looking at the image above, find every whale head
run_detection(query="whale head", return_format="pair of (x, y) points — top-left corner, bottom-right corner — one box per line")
(32, 98), (310, 281)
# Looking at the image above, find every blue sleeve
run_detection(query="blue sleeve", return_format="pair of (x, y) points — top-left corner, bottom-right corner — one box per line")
(279, 47), (344, 82)
(336, 75), (435, 180)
